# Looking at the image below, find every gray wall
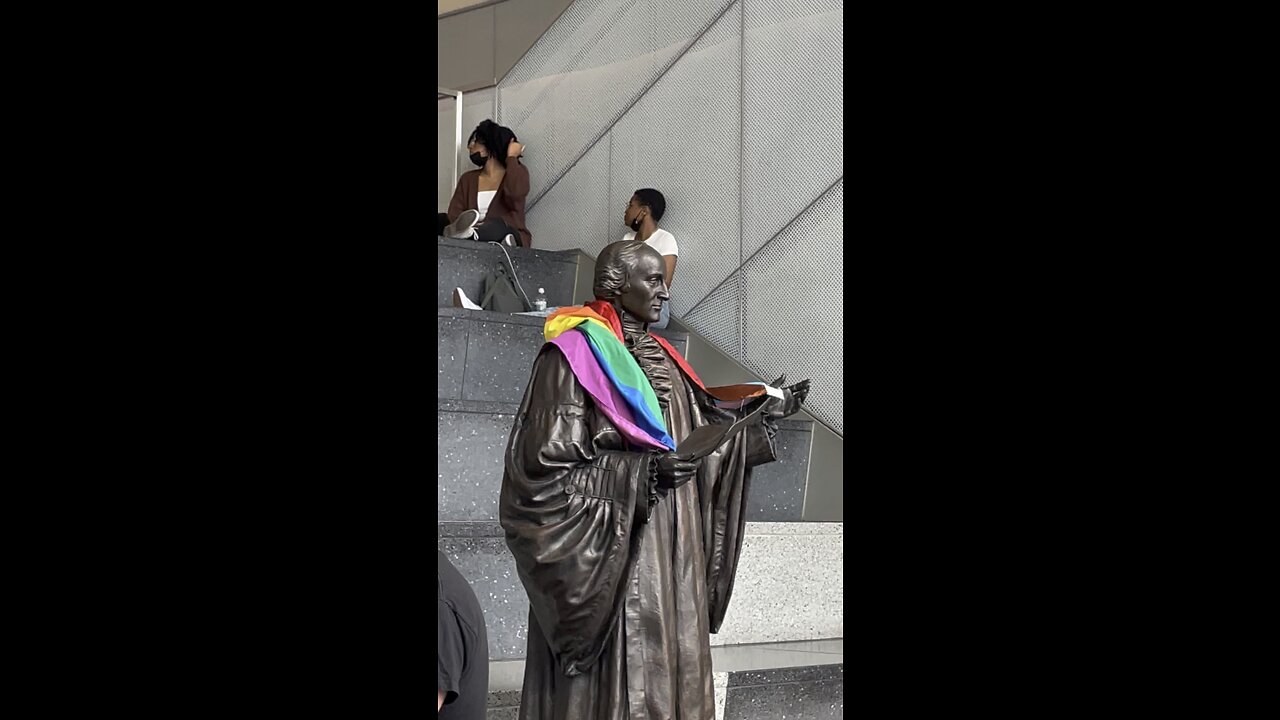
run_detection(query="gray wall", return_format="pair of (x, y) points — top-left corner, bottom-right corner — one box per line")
(438, 0), (575, 92)
(493, 0), (846, 436)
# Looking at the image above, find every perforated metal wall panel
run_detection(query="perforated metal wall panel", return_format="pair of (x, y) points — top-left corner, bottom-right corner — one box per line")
(683, 271), (743, 359)
(741, 0), (843, 256)
(524, 137), (611, 254)
(608, 2), (741, 318)
(742, 180), (844, 432)
(493, 0), (845, 433)
(497, 0), (734, 203)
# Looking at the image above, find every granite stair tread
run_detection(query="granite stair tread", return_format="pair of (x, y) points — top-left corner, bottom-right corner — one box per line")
(484, 640), (844, 718)
(438, 236), (580, 310)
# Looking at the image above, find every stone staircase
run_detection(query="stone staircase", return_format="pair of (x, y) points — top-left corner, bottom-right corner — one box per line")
(437, 237), (842, 718)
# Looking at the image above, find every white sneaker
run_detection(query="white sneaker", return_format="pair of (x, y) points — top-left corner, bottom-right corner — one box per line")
(445, 209), (480, 239)
(452, 287), (482, 310)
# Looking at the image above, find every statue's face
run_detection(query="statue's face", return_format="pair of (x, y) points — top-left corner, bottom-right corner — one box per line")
(618, 247), (669, 323)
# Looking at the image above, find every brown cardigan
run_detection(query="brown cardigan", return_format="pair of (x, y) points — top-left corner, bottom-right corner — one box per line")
(446, 160), (532, 247)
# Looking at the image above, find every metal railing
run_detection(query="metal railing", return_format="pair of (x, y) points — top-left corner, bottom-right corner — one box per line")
(438, 86), (464, 191)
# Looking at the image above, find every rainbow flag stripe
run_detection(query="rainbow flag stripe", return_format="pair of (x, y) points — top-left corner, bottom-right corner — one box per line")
(542, 302), (775, 451)
(545, 305), (674, 450)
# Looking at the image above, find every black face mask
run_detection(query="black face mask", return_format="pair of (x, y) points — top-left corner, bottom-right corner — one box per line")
(629, 216), (642, 231)
(469, 152), (486, 167)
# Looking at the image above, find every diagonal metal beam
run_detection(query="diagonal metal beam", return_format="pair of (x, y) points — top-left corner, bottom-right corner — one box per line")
(516, 0), (739, 211)
(685, 175), (844, 317)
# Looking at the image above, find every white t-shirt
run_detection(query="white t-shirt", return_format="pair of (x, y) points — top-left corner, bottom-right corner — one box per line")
(624, 228), (678, 257)
(476, 190), (497, 222)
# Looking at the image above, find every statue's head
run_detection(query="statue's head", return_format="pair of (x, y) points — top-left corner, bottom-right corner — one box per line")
(593, 241), (669, 324)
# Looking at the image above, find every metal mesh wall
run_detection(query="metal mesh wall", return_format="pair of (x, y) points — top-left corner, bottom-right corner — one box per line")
(524, 138), (611, 255)
(742, 0), (844, 256)
(609, 2), (741, 318)
(742, 180), (844, 432)
(497, 0), (734, 203)
(684, 271), (742, 358)
(496, 0), (844, 433)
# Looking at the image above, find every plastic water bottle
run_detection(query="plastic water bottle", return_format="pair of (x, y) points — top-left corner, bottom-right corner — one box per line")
(534, 288), (547, 313)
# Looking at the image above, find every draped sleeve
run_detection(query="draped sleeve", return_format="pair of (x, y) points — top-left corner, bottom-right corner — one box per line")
(499, 346), (656, 676)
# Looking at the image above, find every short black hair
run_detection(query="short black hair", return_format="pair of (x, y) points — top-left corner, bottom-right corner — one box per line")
(468, 119), (518, 168)
(633, 188), (666, 221)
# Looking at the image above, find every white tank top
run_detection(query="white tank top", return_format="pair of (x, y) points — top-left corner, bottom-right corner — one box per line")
(476, 190), (497, 222)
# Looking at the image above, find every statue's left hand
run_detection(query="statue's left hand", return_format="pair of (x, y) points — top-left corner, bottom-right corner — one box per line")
(765, 375), (810, 419)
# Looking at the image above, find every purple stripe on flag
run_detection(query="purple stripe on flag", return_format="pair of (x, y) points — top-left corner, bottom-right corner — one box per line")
(548, 333), (669, 451)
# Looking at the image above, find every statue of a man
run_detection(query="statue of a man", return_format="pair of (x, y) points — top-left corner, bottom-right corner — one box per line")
(500, 240), (809, 719)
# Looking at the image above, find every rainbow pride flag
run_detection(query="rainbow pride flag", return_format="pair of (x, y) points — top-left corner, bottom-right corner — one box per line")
(543, 301), (775, 452)
(545, 303), (674, 450)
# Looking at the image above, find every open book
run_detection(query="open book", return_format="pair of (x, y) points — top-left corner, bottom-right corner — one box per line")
(670, 395), (773, 461)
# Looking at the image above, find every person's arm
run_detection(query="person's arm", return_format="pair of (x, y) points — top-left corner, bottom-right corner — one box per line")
(501, 158), (529, 208)
(447, 175), (468, 221)
(438, 599), (464, 709)
(662, 255), (677, 287)
(650, 232), (678, 287)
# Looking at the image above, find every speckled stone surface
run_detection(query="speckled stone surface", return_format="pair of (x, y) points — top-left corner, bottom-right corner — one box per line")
(437, 521), (506, 537)
(438, 526), (529, 661)
(723, 664), (843, 719)
(437, 308), (690, 404)
(438, 307), (544, 326)
(438, 317), (468, 400)
(462, 320), (545, 403)
(438, 403), (813, 523)
(438, 404), (519, 521)
(440, 397), (788, 523)
(714, 671), (729, 720)
(486, 686), (521, 720)
(439, 522), (842, 660)
(746, 426), (813, 521)
(728, 663), (843, 687)
(438, 237), (581, 309)
(483, 650), (842, 718)
(710, 522), (843, 647)
(711, 638), (843, 672)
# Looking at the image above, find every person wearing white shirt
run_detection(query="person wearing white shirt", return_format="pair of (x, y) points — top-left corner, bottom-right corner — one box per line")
(621, 188), (677, 329)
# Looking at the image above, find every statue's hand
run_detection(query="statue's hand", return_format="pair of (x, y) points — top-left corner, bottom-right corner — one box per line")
(655, 452), (698, 490)
(765, 376), (810, 419)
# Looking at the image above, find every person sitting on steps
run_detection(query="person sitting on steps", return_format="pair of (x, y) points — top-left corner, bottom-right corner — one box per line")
(439, 119), (531, 248)
(621, 188), (677, 328)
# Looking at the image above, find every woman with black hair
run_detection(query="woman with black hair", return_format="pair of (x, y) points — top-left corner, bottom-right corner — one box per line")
(438, 119), (532, 247)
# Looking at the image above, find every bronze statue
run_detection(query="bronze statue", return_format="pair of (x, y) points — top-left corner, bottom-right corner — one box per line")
(500, 241), (810, 719)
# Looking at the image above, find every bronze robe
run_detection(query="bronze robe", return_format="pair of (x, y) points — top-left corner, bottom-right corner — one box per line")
(500, 330), (777, 720)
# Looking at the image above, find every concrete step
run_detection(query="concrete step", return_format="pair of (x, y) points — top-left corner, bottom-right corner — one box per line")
(437, 521), (843, 661)
(484, 640), (844, 719)
(438, 307), (689, 405)
(437, 236), (581, 309)
(438, 307), (811, 523)
(438, 397), (813, 523)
